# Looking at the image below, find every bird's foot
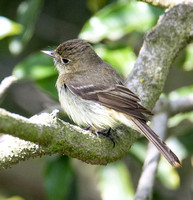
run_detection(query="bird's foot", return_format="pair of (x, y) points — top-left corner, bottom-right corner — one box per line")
(83, 126), (115, 147)
(97, 128), (115, 148)
(83, 125), (92, 131)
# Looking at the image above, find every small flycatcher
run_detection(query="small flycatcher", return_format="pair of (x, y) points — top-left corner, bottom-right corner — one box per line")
(42, 39), (180, 167)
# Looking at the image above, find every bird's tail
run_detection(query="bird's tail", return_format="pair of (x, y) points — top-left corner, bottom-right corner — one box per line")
(131, 118), (181, 167)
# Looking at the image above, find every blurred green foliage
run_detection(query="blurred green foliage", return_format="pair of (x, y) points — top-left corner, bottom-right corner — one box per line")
(44, 156), (77, 200)
(183, 43), (193, 71)
(99, 162), (135, 200)
(9, 0), (43, 55)
(13, 52), (58, 98)
(13, 53), (56, 80)
(79, 1), (163, 42)
(0, 16), (23, 39)
(94, 43), (136, 78)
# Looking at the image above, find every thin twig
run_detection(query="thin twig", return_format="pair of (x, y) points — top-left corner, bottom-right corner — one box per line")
(0, 75), (18, 99)
(169, 94), (193, 116)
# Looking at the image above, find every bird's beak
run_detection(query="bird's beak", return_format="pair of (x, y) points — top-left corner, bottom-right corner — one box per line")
(41, 50), (55, 58)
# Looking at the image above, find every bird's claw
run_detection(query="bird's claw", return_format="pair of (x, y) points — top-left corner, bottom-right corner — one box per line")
(83, 126), (115, 147)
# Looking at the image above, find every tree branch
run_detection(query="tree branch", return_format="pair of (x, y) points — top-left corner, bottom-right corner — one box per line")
(0, 134), (50, 170)
(126, 3), (193, 110)
(168, 119), (193, 137)
(135, 94), (193, 199)
(139, 0), (193, 8)
(0, 75), (18, 99)
(0, 108), (138, 169)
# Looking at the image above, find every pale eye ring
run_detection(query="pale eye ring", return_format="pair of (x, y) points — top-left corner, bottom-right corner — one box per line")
(61, 58), (70, 64)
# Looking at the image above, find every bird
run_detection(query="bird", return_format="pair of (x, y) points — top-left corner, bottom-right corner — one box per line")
(41, 39), (181, 167)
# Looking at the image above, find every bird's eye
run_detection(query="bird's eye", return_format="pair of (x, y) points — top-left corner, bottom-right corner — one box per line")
(62, 58), (69, 64)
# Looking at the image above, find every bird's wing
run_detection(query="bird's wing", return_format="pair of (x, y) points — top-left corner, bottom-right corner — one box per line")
(65, 75), (181, 167)
(66, 81), (152, 122)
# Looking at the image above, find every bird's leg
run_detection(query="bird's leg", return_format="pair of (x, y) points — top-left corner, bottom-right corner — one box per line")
(97, 128), (115, 148)
(83, 125), (91, 130)
(83, 125), (100, 137)
(83, 125), (115, 147)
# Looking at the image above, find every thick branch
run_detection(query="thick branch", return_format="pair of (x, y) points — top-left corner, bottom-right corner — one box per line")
(126, 4), (193, 110)
(0, 134), (51, 170)
(139, 0), (193, 8)
(0, 108), (137, 169)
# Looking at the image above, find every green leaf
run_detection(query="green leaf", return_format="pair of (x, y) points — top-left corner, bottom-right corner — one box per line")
(167, 85), (193, 130)
(9, 0), (43, 54)
(44, 156), (77, 200)
(157, 157), (180, 190)
(177, 130), (193, 154)
(129, 141), (147, 162)
(99, 162), (135, 200)
(13, 52), (56, 80)
(79, 1), (163, 42)
(7, 196), (25, 200)
(168, 111), (193, 128)
(13, 52), (58, 98)
(0, 16), (23, 39)
(183, 43), (193, 71)
(37, 75), (58, 98)
(94, 43), (136, 78)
